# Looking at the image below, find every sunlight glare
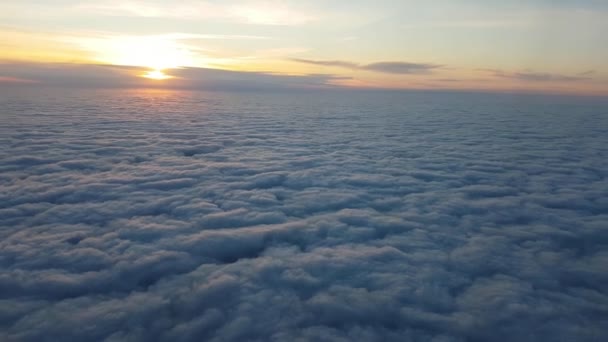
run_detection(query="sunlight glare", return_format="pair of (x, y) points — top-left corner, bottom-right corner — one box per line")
(143, 69), (171, 80)
(81, 35), (196, 70)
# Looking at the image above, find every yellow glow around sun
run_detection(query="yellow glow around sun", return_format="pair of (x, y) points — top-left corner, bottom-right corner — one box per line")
(79, 35), (196, 71)
(143, 69), (171, 80)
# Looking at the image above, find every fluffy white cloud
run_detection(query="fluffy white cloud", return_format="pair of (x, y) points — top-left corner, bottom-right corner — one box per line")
(0, 88), (607, 341)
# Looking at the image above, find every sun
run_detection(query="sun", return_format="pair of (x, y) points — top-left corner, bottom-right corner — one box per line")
(143, 69), (171, 80)
(80, 35), (196, 79)
(108, 36), (194, 70)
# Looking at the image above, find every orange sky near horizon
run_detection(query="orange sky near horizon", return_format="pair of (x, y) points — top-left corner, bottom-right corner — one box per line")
(1, 0), (607, 95)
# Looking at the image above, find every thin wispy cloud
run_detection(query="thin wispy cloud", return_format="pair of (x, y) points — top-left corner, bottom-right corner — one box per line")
(362, 62), (440, 74)
(229, 1), (315, 26)
(491, 70), (592, 82)
(244, 47), (310, 59)
(290, 58), (359, 69)
(291, 58), (441, 75)
(401, 19), (528, 29)
(75, 0), (316, 26)
(163, 33), (273, 41)
(578, 70), (596, 77)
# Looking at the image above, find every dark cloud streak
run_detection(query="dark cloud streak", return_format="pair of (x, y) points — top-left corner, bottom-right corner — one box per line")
(362, 61), (440, 74)
(491, 69), (592, 82)
(0, 62), (348, 90)
(290, 58), (441, 75)
(289, 58), (359, 69)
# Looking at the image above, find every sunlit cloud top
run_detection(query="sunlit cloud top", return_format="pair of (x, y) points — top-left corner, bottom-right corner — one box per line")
(1, 0), (607, 95)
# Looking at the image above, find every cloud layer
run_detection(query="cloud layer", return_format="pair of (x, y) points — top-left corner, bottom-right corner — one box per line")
(1, 89), (608, 341)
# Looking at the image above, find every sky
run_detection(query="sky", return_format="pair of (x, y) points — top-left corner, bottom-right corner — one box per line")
(1, 0), (608, 95)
